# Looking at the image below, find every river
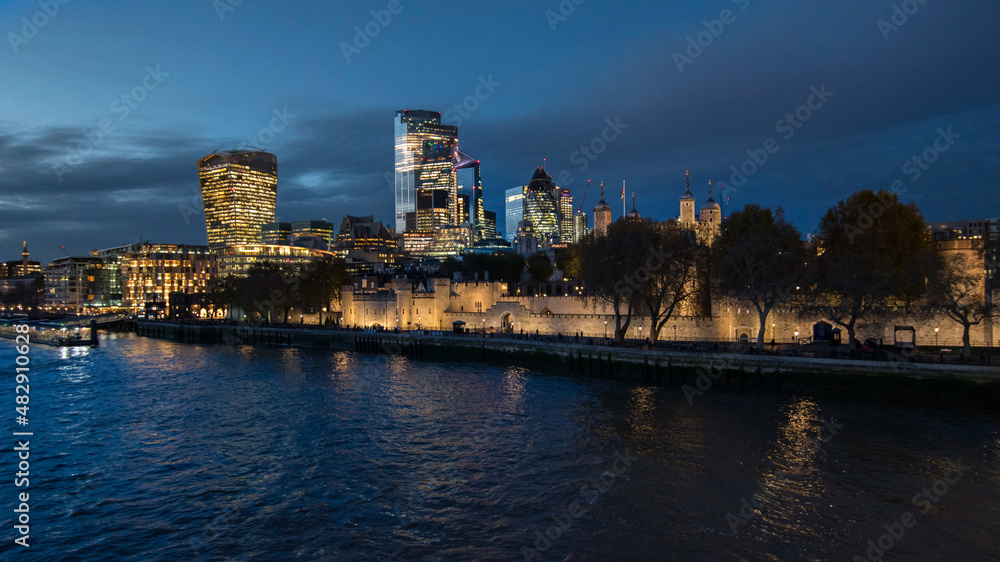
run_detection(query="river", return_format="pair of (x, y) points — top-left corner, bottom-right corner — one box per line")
(1, 333), (998, 561)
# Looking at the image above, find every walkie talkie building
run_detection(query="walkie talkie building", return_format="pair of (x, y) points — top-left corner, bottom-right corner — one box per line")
(197, 150), (278, 249)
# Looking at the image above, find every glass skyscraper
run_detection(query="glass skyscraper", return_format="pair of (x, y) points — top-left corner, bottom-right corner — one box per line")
(198, 150), (278, 249)
(394, 110), (458, 233)
(504, 186), (526, 242)
(523, 167), (560, 244)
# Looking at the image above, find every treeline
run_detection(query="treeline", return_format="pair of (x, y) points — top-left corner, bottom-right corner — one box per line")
(213, 256), (350, 324)
(565, 190), (997, 359)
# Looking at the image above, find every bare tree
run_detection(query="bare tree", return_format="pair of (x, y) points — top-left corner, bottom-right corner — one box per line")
(714, 205), (805, 351)
(928, 251), (994, 360)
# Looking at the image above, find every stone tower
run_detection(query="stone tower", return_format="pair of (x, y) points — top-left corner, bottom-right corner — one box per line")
(593, 182), (612, 237)
(699, 181), (722, 238)
(680, 170), (696, 228)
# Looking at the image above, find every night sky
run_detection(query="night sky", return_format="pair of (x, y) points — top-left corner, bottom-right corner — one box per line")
(2, 0), (998, 264)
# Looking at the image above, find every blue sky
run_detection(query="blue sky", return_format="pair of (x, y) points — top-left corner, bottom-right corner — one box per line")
(1, 0), (998, 263)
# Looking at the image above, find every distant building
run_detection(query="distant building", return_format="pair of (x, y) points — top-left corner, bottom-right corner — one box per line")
(573, 210), (590, 242)
(44, 257), (104, 313)
(593, 183), (612, 237)
(678, 171), (721, 243)
(262, 222), (292, 244)
(290, 220), (335, 250)
(394, 110), (459, 232)
(121, 244), (216, 312)
(554, 187), (574, 243)
(505, 186), (527, 242)
(0, 242), (42, 279)
(928, 218), (999, 241)
(335, 215), (401, 269)
(214, 244), (334, 279)
(523, 167), (560, 246)
(679, 171), (697, 228)
(198, 150), (278, 249)
(482, 210), (501, 241)
(514, 219), (539, 257)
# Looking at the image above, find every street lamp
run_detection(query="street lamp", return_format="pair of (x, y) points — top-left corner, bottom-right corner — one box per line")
(935, 327), (939, 347)
(794, 330), (799, 345)
(604, 320), (608, 339)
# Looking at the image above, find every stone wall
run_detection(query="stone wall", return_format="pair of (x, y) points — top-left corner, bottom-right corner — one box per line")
(340, 279), (997, 347)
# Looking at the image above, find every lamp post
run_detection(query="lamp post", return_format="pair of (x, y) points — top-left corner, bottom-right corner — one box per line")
(935, 327), (939, 347)
(794, 330), (799, 345)
(604, 320), (608, 339)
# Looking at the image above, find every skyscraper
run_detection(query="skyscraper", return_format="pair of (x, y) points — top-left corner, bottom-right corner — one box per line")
(505, 186), (527, 242)
(573, 209), (590, 242)
(553, 186), (574, 243)
(198, 150), (278, 249)
(523, 167), (560, 245)
(394, 110), (458, 233)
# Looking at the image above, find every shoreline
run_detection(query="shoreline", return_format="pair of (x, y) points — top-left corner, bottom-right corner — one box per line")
(132, 322), (1000, 391)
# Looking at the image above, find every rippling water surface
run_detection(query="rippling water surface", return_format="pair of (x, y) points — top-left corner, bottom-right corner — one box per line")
(1, 334), (999, 560)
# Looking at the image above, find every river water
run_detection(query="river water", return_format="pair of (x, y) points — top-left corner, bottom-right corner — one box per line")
(1, 333), (998, 561)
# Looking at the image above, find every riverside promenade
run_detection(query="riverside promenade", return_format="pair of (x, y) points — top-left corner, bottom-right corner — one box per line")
(135, 322), (1000, 393)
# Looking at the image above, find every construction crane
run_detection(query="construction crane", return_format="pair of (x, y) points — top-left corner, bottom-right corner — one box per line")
(576, 179), (592, 212)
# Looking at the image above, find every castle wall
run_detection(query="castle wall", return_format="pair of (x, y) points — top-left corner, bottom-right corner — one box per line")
(340, 280), (997, 347)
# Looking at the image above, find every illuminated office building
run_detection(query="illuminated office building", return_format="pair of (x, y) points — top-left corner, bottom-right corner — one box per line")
(455, 150), (485, 239)
(394, 110), (459, 232)
(554, 187), (574, 243)
(505, 186), (527, 242)
(198, 150), (278, 249)
(214, 244), (334, 279)
(120, 244), (216, 311)
(44, 257), (104, 313)
(291, 220), (335, 250)
(522, 167), (560, 246)
(573, 210), (590, 242)
(335, 215), (401, 268)
(262, 222), (292, 244)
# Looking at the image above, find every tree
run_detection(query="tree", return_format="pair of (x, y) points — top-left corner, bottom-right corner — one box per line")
(808, 190), (936, 350)
(633, 220), (701, 344)
(578, 229), (632, 342)
(526, 253), (554, 287)
(577, 219), (678, 343)
(554, 247), (582, 279)
(298, 256), (350, 325)
(211, 274), (243, 319)
(242, 261), (294, 323)
(927, 251), (993, 360)
(714, 205), (806, 351)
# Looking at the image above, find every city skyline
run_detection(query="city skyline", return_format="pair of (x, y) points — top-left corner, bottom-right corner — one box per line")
(2, 0), (999, 265)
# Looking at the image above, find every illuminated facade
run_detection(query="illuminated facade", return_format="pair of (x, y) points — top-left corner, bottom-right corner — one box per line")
(593, 182), (612, 237)
(523, 167), (560, 246)
(121, 244), (216, 311)
(505, 186), (527, 242)
(573, 210), (590, 242)
(394, 110), (459, 232)
(335, 215), (401, 267)
(0, 242), (42, 279)
(262, 222), (292, 244)
(679, 170), (697, 228)
(214, 244), (334, 279)
(198, 150), (278, 249)
(44, 257), (104, 313)
(554, 187), (574, 243)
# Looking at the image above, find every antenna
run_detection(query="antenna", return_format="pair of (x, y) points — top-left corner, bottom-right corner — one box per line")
(212, 144), (223, 154)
